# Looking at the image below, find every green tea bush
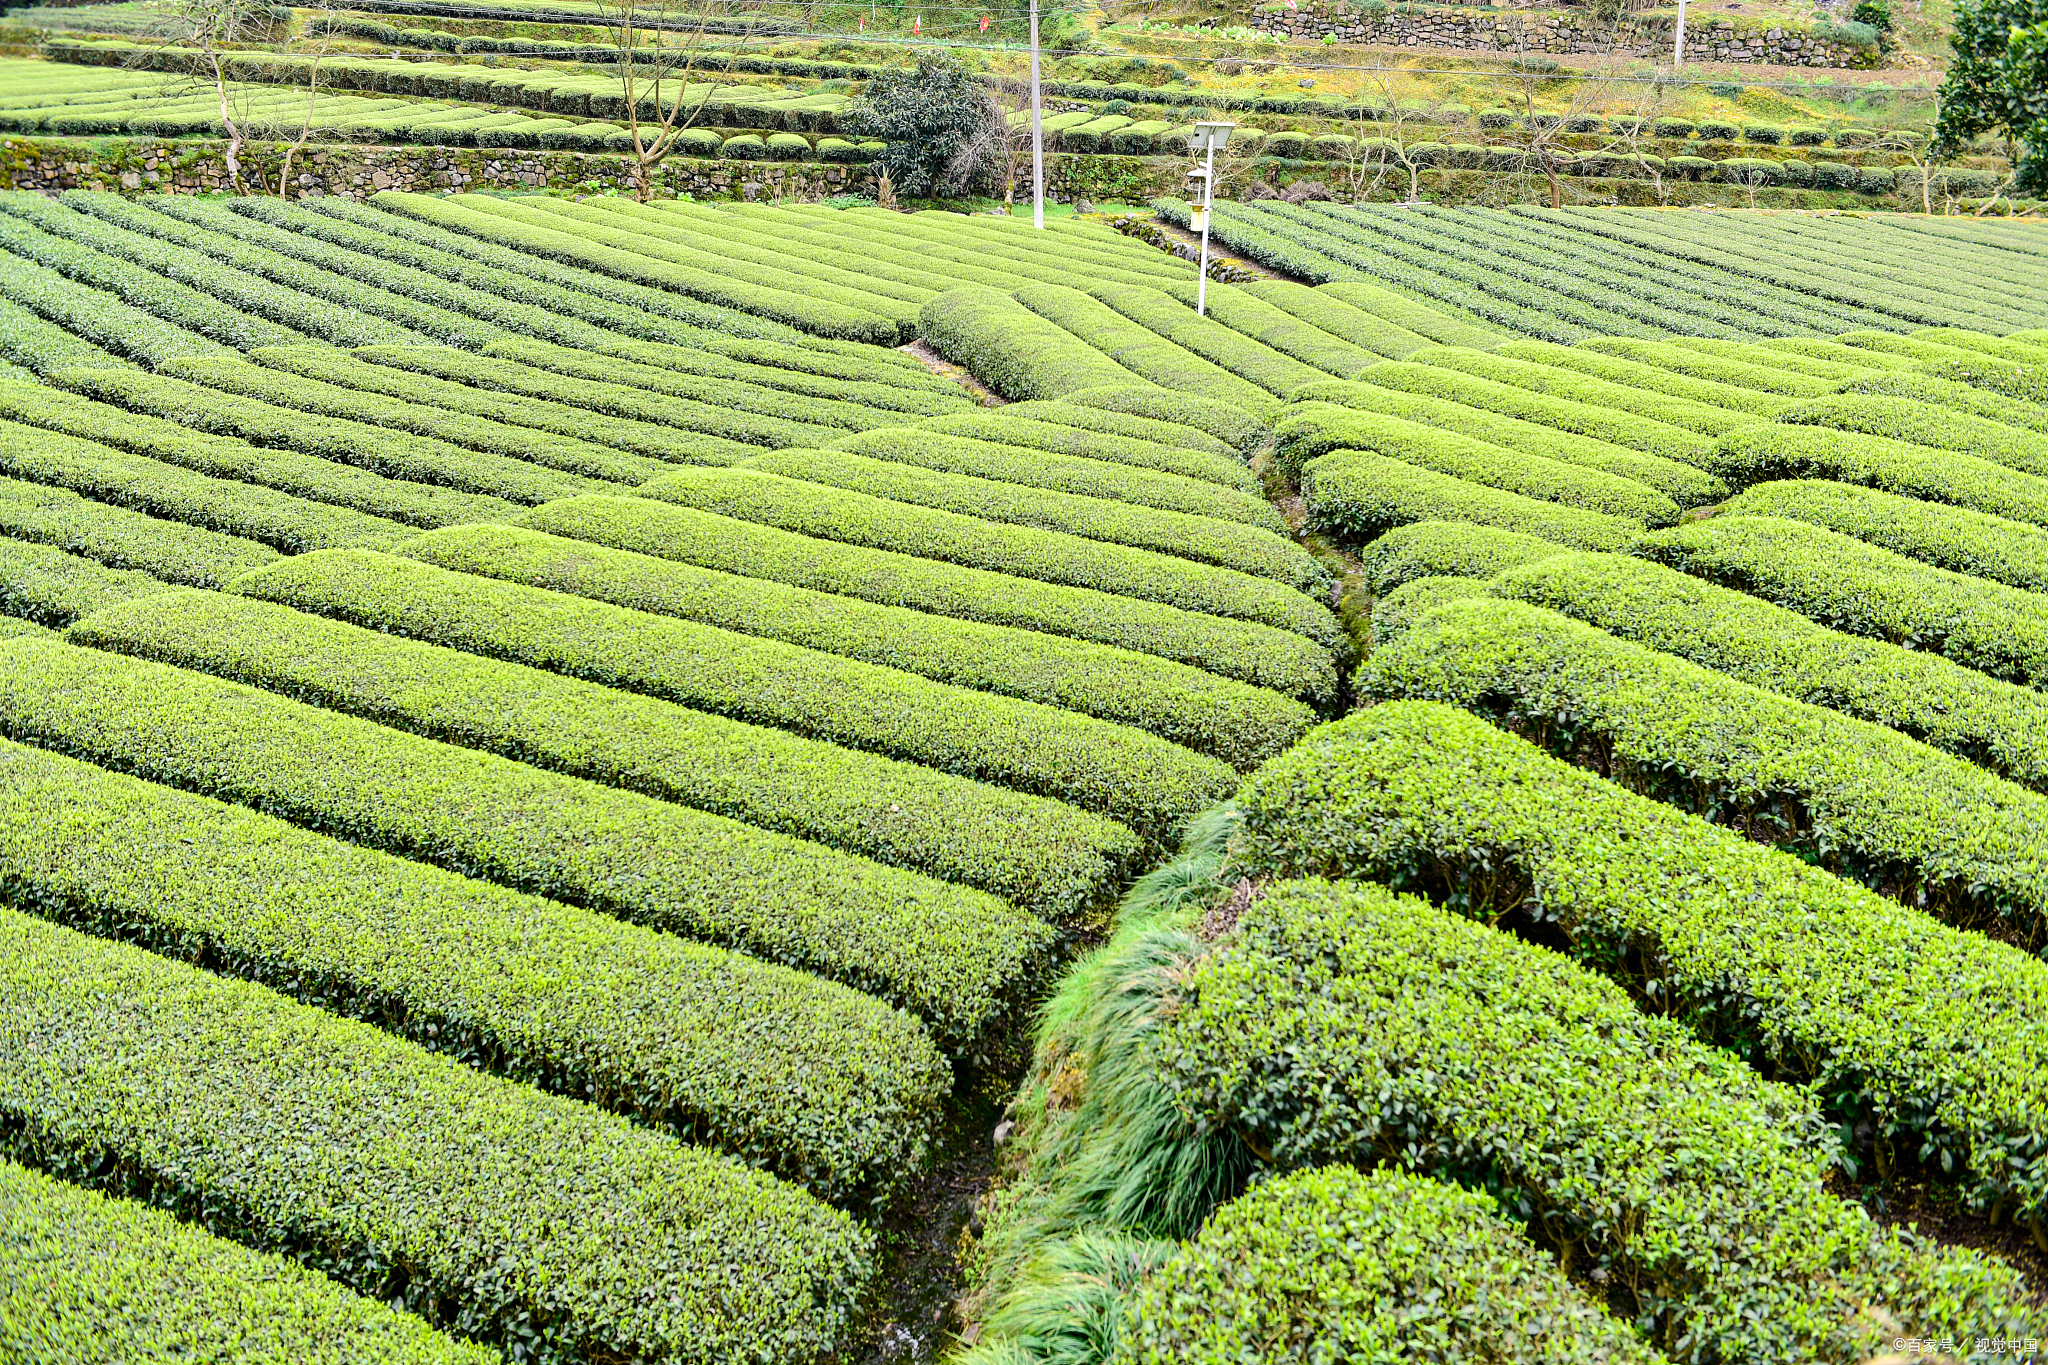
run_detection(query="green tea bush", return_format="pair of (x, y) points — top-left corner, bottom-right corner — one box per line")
(0, 473), (276, 589)
(1496, 340), (1798, 416)
(1408, 345), (1763, 436)
(1722, 479), (2048, 593)
(250, 347), (751, 467)
(1237, 278), (1444, 360)
(1302, 448), (1642, 551)
(917, 408), (1251, 489)
(1110, 1165), (1664, 1365)
(77, 572), (1138, 919)
(1364, 594), (2048, 938)
(516, 495), (1337, 702)
(1708, 423), (2048, 527)
(919, 286), (1136, 400)
(831, 426), (1281, 530)
(1229, 701), (2048, 1242)
(1640, 514), (2048, 687)
(1577, 336), (1836, 397)
(52, 369), (601, 506)
(1782, 392), (2048, 476)
(0, 294), (131, 376)
(163, 355), (665, 485)
(0, 906), (876, 1363)
(1477, 548), (2048, 791)
(1283, 387), (1722, 503)
(0, 1158), (495, 1365)
(1013, 285), (1277, 416)
(0, 632), (1053, 1052)
(1176, 283), (1384, 380)
(636, 466), (1343, 649)
(233, 548), (1238, 840)
(0, 213), (276, 360)
(356, 343), (851, 450)
(0, 408), (420, 551)
(0, 537), (167, 628)
(1743, 123), (1785, 144)
(1358, 518), (1567, 593)
(0, 718), (948, 1203)
(1155, 876), (2038, 1361)
(372, 192), (903, 343)
(743, 446), (1320, 592)
(395, 522), (1315, 771)
(1354, 360), (1716, 462)
(1274, 407), (1680, 524)
(1065, 384), (1269, 456)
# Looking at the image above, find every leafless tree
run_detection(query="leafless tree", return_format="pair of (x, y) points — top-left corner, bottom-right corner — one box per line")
(140, 0), (273, 191)
(948, 73), (1029, 209)
(1340, 66), (1471, 205)
(1597, 76), (1674, 204)
(598, 0), (746, 202)
(1487, 45), (1638, 208)
(274, 0), (342, 197)
(1876, 129), (1942, 214)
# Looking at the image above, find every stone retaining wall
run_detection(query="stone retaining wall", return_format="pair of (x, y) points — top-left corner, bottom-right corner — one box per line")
(1250, 5), (1870, 66)
(0, 136), (879, 198)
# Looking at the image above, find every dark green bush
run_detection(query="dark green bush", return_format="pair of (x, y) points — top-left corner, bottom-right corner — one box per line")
(1697, 118), (1740, 140)
(636, 463), (1341, 649)
(1, 627), (1054, 1052)
(1653, 116), (1695, 137)
(1640, 513), (2048, 687)
(1364, 592), (2048, 936)
(0, 706), (948, 1203)
(1743, 123), (1785, 144)
(1273, 406), (1680, 524)
(0, 904), (876, 1363)
(1303, 448), (1641, 551)
(0, 1157), (494, 1365)
(1229, 701), (2048, 1249)
(0, 397), (421, 550)
(1156, 874), (2038, 1361)
(516, 493), (1335, 701)
(1788, 124), (1829, 145)
(1110, 1166), (1663, 1365)
(396, 519), (1312, 771)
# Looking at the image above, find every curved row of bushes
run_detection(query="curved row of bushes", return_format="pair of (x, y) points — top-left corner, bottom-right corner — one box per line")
(395, 521), (1315, 771)
(1723, 479), (2048, 594)
(1285, 384), (1724, 504)
(515, 494), (1337, 701)
(0, 901), (876, 1363)
(1276, 405), (1682, 524)
(1230, 700), (2048, 1239)
(0, 710), (949, 1204)
(1641, 514), (2048, 688)
(1364, 593), (2048, 943)
(0, 405), (424, 550)
(1159, 876), (2035, 1361)
(1302, 448), (1642, 551)
(917, 406), (1253, 490)
(0, 1155), (493, 1365)
(0, 471), (278, 589)
(636, 465), (1343, 649)
(244, 537), (1244, 827)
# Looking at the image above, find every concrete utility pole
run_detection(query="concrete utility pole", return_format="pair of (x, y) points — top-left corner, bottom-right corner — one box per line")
(1030, 0), (1044, 228)
(1673, 0), (1687, 68)
(1187, 121), (1233, 316)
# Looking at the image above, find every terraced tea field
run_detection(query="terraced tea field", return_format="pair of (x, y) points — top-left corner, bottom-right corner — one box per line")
(0, 188), (2043, 1363)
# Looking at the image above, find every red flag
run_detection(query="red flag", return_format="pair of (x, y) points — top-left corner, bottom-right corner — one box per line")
(857, 13), (863, 27)
(979, 12), (989, 29)
(912, 14), (921, 34)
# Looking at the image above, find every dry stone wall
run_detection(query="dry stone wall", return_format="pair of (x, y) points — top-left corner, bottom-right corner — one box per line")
(1250, 4), (1870, 66)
